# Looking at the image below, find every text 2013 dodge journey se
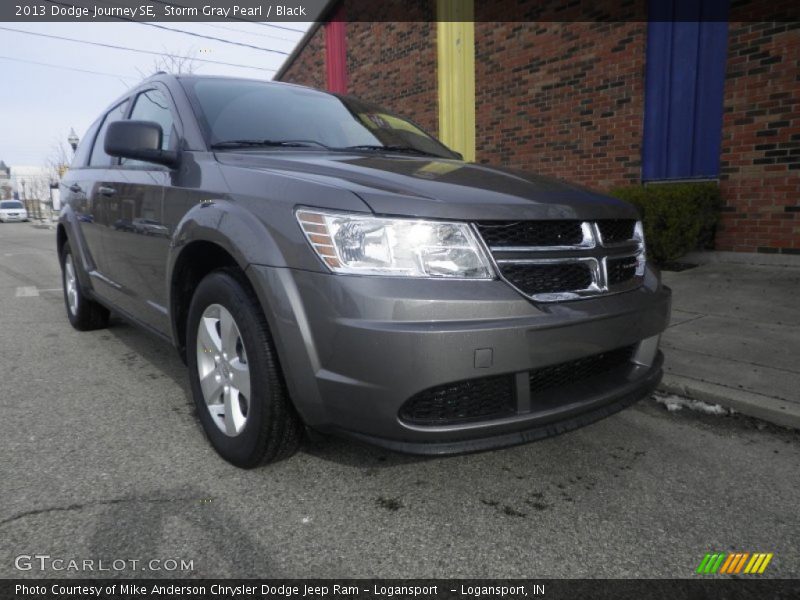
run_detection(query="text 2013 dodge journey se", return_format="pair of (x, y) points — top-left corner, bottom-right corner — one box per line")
(58, 74), (671, 468)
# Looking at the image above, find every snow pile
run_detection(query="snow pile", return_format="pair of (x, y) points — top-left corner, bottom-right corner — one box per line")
(654, 393), (731, 416)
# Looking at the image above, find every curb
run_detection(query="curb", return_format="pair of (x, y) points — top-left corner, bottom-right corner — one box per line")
(659, 374), (800, 431)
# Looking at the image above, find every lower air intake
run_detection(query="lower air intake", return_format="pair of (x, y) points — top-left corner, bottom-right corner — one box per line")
(529, 345), (636, 396)
(399, 374), (515, 425)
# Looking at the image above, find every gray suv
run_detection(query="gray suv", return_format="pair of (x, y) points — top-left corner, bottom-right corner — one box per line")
(58, 74), (671, 467)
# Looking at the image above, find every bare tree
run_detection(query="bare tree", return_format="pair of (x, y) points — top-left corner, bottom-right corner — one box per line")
(18, 172), (50, 220)
(137, 50), (200, 77)
(25, 175), (49, 203)
(46, 137), (72, 183)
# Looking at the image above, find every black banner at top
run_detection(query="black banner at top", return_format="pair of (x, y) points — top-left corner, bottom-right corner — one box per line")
(1, 0), (797, 23)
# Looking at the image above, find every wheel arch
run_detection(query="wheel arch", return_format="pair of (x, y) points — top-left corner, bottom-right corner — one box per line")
(169, 239), (241, 361)
(166, 200), (286, 361)
(56, 223), (68, 262)
(56, 208), (95, 292)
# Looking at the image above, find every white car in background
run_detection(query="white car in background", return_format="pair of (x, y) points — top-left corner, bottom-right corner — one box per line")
(0, 200), (28, 223)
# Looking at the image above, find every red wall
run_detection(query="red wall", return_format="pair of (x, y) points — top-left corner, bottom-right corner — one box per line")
(325, 7), (348, 94)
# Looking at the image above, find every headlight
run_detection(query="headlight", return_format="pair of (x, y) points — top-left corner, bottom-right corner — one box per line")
(296, 209), (494, 278)
(634, 220), (646, 276)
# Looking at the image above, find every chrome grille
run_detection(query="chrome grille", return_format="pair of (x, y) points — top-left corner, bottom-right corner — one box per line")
(475, 220), (645, 302)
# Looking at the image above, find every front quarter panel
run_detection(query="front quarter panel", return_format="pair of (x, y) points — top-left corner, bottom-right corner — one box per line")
(58, 196), (97, 293)
(166, 171), (369, 278)
(167, 198), (288, 277)
(215, 160), (374, 271)
(165, 169), (370, 346)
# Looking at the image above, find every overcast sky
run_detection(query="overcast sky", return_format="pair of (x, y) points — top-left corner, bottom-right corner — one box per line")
(0, 21), (311, 167)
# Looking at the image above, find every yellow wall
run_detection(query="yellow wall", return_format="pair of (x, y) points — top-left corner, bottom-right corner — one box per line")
(436, 0), (475, 161)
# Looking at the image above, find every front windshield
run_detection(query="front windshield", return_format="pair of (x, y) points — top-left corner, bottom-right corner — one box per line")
(182, 78), (458, 159)
(0, 201), (23, 209)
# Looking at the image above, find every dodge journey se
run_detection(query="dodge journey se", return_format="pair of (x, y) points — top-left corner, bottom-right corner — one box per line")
(58, 74), (671, 467)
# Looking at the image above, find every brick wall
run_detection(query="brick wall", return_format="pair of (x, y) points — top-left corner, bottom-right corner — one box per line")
(346, 20), (439, 135)
(474, 20), (647, 189)
(280, 24), (327, 91)
(278, 5), (438, 136)
(276, 1), (798, 253)
(717, 5), (800, 253)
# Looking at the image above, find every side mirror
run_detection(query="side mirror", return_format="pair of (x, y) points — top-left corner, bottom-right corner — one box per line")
(105, 120), (179, 168)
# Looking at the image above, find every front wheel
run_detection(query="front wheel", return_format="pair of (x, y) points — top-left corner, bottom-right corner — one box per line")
(187, 269), (301, 467)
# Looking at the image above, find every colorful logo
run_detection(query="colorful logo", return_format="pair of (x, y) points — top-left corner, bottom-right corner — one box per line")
(696, 552), (773, 575)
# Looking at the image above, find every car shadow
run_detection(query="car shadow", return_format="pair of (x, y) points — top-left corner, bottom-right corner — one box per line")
(298, 433), (432, 469)
(86, 485), (279, 578)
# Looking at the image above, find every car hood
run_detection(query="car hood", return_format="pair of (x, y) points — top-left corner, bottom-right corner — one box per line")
(215, 151), (638, 221)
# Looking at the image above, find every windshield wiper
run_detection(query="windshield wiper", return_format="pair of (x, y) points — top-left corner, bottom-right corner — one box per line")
(341, 144), (436, 156)
(210, 139), (328, 149)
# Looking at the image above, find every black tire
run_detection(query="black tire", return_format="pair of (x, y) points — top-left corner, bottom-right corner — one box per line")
(60, 241), (110, 331)
(187, 268), (302, 467)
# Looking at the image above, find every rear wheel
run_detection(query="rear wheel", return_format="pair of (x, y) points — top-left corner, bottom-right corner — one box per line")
(187, 269), (301, 467)
(61, 242), (110, 331)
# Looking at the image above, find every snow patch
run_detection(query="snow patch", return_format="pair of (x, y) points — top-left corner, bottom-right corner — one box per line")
(654, 393), (731, 416)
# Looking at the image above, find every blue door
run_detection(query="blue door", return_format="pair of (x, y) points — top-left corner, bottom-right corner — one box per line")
(642, 0), (729, 181)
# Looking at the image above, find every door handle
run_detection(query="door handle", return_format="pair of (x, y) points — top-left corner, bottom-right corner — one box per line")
(69, 183), (82, 193)
(98, 186), (117, 197)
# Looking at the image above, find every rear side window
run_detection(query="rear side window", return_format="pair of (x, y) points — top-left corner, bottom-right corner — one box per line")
(70, 119), (101, 169)
(89, 100), (129, 167)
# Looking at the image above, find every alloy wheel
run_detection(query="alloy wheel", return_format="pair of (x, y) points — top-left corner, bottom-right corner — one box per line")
(64, 255), (79, 316)
(195, 304), (252, 436)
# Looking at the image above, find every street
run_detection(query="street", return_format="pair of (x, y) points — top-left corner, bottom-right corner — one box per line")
(1, 223), (798, 579)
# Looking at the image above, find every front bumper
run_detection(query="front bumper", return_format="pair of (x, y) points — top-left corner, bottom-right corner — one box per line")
(248, 264), (671, 454)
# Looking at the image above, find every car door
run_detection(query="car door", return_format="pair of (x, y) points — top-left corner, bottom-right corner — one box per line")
(101, 85), (180, 334)
(61, 101), (127, 286)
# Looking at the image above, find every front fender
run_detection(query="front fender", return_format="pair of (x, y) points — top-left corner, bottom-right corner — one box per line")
(167, 199), (284, 275)
(58, 205), (96, 294)
(166, 198), (297, 354)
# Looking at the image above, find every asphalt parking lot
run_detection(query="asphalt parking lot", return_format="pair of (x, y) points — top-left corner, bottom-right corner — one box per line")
(0, 223), (798, 579)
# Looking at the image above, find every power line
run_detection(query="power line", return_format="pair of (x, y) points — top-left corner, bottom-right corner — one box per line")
(140, 22), (290, 54)
(0, 54), (137, 80)
(253, 22), (309, 34)
(0, 27), (277, 73)
(190, 21), (301, 43)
